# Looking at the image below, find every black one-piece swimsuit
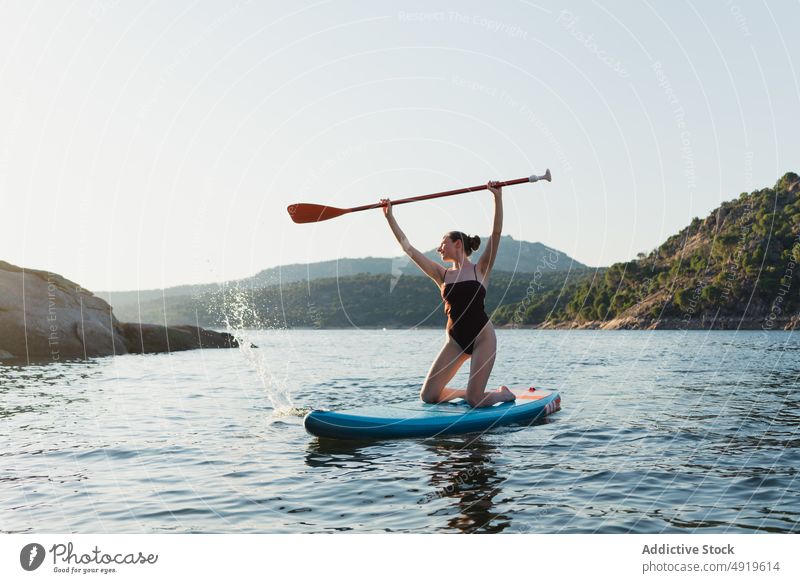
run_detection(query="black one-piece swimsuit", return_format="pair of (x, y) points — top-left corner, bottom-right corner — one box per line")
(441, 264), (490, 355)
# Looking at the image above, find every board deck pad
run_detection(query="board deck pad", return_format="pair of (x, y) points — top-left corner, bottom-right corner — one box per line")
(304, 387), (561, 440)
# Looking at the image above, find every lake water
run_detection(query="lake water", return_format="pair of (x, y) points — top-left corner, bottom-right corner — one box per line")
(2, 329), (798, 533)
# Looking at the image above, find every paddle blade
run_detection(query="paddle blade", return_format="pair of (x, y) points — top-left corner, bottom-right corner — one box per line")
(287, 203), (350, 224)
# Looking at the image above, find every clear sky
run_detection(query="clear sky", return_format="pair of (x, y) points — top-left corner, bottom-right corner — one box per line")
(1, 0), (798, 291)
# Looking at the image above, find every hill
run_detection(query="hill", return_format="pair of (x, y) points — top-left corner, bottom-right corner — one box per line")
(112, 268), (592, 329)
(494, 172), (800, 330)
(100, 236), (588, 319)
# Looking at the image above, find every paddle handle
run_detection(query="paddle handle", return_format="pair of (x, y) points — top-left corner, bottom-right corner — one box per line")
(350, 171), (551, 213)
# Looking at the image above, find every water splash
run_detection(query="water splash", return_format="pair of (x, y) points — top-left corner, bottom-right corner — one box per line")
(273, 406), (312, 418)
(210, 283), (294, 413)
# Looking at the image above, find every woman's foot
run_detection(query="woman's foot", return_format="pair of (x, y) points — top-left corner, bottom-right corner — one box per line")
(496, 385), (516, 402)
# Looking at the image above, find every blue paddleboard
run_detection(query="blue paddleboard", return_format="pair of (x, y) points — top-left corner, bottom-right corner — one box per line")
(304, 387), (561, 440)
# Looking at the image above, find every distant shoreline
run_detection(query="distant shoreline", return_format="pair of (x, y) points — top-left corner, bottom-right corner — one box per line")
(220, 322), (797, 332)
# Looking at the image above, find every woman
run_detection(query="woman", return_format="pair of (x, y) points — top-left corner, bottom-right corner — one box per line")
(381, 181), (515, 408)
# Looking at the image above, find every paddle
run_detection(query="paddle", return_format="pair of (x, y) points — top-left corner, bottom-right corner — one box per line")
(287, 169), (551, 224)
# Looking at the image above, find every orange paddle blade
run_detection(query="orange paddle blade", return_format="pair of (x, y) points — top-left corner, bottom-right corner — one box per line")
(287, 203), (350, 224)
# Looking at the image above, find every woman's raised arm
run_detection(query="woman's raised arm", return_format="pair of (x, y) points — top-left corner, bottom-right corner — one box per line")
(477, 182), (503, 278)
(382, 198), (445, 285)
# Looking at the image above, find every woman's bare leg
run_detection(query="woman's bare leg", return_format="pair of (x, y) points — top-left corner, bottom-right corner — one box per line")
(420, 337), (470, 403)
(465, 324), (515, 408)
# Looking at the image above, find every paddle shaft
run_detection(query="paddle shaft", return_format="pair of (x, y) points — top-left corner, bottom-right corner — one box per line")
(287, 170), (550, 223)
(349, 176), (533, 214)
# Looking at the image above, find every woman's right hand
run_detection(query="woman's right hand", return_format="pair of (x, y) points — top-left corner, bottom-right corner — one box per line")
(488, 180), (503, 197)
(381, 198), (393, 219)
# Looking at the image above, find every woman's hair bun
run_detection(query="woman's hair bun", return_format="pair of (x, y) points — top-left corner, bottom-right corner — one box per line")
(446, 231), (481, 256)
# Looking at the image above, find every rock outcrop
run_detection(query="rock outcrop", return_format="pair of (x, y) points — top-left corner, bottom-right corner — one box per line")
(117, 323), (237, 354)
(0, 261), (237, 363)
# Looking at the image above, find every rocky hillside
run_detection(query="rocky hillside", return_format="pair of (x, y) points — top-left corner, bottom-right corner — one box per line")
(0, 261), (239, 363)
(497, 172), (800, 330)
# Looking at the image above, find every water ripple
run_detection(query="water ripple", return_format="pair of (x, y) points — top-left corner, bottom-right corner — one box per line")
(1, 329), (798, 533)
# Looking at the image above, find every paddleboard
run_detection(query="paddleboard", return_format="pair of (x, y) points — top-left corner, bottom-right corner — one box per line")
(304, 387), (561, 440)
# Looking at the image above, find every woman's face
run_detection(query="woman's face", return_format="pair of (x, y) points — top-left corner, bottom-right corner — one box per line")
(437, 235), (460, 262)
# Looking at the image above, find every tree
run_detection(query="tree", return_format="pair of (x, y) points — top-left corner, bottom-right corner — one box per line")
(701, 284), (722, 304)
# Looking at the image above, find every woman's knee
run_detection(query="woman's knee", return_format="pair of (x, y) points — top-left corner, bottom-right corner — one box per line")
(420, 346), (467, 403)
(420, 390), (439, 404)
(419, 379), (440, 403)
(465, 393), (484, 408)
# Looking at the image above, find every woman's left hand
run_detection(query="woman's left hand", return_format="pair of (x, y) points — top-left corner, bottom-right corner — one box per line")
(380, 197), (393, 219)
(488, 181), (502, 196)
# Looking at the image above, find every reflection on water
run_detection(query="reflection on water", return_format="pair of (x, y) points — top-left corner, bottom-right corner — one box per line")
(305, 438), (387, 469)
(421, 437), (510, 533)
(1, 330), (799, 533)
(306, 435), (511, 533)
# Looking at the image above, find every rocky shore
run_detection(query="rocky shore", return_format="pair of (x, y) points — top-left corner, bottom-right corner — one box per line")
(533, 315), (799, 330)
(0, 261), (238, 363)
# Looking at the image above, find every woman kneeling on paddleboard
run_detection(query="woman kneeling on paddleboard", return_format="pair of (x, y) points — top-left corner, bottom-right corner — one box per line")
(381, 181), (515, 408)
